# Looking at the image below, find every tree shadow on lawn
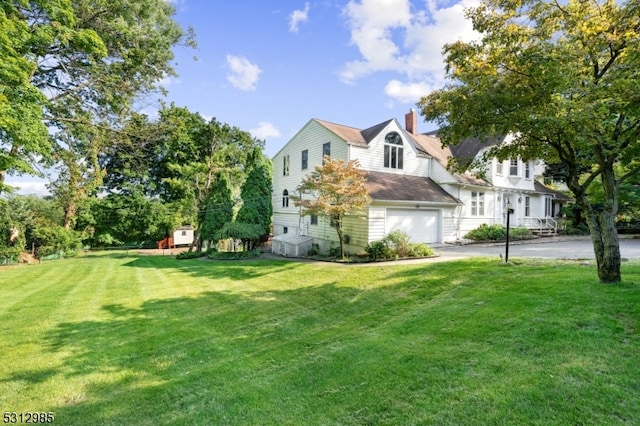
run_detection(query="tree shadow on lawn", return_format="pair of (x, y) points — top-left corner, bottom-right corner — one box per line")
(28, 259), (640, 424)
(121, 253), (305, 281)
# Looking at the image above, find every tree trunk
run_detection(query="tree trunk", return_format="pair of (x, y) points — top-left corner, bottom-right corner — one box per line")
(576, 164), (621, 283)
(333, 219), (345, 259)
(63, 201), (77, 230)
(584, 207), (621, 283)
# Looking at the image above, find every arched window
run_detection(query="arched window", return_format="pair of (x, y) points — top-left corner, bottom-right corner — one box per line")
(282, 189), (289, 208)
(384, 131), (403, 169)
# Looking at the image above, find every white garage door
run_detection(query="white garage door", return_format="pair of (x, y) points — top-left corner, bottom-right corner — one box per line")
(386, 209), (440, 244)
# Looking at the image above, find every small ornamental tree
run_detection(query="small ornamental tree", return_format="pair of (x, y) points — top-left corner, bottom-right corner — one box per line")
(294, 156), (370, 258)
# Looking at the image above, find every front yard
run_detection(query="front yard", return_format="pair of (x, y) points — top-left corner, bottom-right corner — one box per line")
(1, 253), (639, 425)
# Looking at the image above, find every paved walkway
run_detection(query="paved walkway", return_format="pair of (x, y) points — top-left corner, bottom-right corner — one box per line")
(264, 235), (640, 265)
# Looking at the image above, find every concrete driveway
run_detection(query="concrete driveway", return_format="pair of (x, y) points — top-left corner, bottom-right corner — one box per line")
(435, 235), (640, 262)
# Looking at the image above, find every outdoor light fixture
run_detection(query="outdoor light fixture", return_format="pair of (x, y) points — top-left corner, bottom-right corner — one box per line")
(505, 201), (515, 262)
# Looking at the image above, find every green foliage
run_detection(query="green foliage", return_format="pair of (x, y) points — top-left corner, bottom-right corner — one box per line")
(207, 249), (261, 260)
(365, 231), (435, 260)
(83, 193), (178, 247)
(6, 255), (638, 424)
(31, 225), (82, 257)
(1, 0), (193, 198)
(214, 221), (264, 252)
(418, 0), (639, 282)
(199, 174), (234, 246)
(465, 224), (532, 241)
(176, 251), (204, 260)
(295, 157), (371, 259)
(465, 224), (506, 241)
(364, 240), (392, 261)
(408, 242), (436, 257)
(385, 230), (412, 258)
(236, 149), (273, 236)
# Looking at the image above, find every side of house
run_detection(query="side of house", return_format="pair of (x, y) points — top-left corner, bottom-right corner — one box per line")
(272, 110), (571, 255)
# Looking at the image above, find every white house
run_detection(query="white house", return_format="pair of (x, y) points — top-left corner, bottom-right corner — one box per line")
(272, 110), (570, 255)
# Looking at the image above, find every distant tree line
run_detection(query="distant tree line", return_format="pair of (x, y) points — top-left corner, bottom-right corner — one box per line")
(0, 1), (272, 260)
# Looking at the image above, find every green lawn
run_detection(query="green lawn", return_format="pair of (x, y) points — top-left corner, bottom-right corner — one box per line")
(1, 253), (639, 425)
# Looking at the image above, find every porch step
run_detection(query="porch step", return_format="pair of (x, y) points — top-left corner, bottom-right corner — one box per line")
(531, 227), (557, 237)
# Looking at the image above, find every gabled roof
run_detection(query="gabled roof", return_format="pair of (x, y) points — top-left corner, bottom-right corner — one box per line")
(409, 133), (492, 187)
(534, 180), (574, 201)
(364, 171), (461, 204)
(313, 118), (369, 146)
(313, 118), (420, 151)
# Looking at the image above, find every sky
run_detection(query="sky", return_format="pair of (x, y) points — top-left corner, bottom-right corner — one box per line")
(8, 0), (480, 195)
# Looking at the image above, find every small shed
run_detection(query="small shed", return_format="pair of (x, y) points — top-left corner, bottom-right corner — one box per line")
(173, 226), (194, 246)
(272, 234), (313, 257)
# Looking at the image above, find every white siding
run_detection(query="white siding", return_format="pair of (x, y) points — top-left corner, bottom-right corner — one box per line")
(272, 120), (349, 237)
(350, 120), (430, 177)
(429, 157), (458, 184)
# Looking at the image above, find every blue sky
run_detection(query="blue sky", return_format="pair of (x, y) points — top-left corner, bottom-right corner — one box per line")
(8, 0), (479, 195)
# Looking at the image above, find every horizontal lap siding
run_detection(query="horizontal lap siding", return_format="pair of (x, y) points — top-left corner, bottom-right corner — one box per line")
(272, 120), (349, 238)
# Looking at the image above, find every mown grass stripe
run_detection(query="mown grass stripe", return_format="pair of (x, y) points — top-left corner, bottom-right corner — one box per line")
(1, 254), (639, 424)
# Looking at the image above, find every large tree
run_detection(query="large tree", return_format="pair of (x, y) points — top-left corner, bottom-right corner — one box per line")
(418, 0), (640, 282)
(236, 148), (273, 240)
(294, 156), (370, 259)
(1, 0), (193, 203)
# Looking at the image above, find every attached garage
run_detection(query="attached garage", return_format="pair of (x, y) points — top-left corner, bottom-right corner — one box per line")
(386, 209), (440, 244)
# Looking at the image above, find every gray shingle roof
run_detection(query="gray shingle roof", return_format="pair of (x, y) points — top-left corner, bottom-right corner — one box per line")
(364, 171), (461, 204)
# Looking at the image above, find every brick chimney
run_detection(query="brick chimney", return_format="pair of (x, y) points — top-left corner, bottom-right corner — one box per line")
(405, 108), (417, 135)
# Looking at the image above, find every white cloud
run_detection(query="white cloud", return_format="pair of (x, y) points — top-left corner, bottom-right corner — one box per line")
(289, 2), (310, 33)
(384, 79), (434, 103)
(6, 181), (50, 197)
(226, 55), (262, 91)
(340, 0), (480, 100)
(250, 122), (281, 140)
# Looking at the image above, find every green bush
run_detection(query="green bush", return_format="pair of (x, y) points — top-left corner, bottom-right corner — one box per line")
(385, 230), (412, 257)
(208, 249), (260, 260)
(33, 225), (82, 257)
(176, 251), (205, 260)
(365, 231), (435, 260)
(465, 223), (532, 241)
(364, 240), (392, 261)
(509, 227), (533, 240)
(465, 223), (506, 241)
(408, 242), (436, 257)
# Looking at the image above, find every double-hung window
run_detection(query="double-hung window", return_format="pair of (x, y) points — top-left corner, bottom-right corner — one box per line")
(322, 142), (330, 164)
(383, 132), (403, 169)
(509, 159), (519, 176)
(283, 155), (290, 176)
(471, 191), (485, 216)
(301, 149), (308, 170)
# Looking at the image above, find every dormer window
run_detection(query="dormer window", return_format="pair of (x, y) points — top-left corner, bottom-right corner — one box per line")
(509, 159), (519, 176)
(384, 131), (403, 169)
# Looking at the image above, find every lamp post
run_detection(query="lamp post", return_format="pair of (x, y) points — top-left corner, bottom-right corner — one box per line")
(505, 201), (514, 262)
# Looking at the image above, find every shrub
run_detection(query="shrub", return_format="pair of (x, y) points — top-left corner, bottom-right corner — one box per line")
(364, 240), (392, 261)
(385, 230), (412, 257)
(465, 223), (533, 241)
(208, 249), (260, 260)
(408, 242), (436, 257)
(465, 223), (506, 241)
(509, 227), (533, 240)
(365, 231), (435, 260)
(33, 225), (82, 257)
(176, 251), (205, 260)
